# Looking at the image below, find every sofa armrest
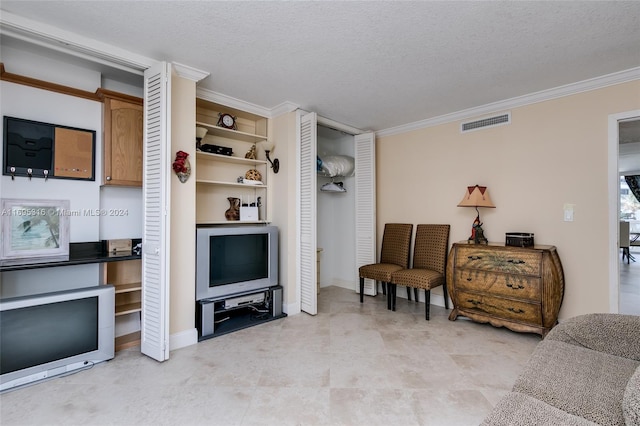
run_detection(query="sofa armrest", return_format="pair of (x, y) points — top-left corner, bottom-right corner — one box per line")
(546, 313), (640, 361)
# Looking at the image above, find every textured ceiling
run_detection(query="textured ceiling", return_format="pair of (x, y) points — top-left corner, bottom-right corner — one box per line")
(1, 1), (639, 132)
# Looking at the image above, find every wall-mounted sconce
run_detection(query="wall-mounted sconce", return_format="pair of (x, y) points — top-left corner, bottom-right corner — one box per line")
(261, 141), (279, 173)
(195, 126), (208, 151)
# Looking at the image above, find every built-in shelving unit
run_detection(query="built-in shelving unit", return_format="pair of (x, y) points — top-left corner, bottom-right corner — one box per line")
(104, 258), (141, 350)
(195, 99), (270, 224)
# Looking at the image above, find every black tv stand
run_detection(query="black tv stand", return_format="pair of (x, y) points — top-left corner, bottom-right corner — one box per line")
(196, 286), (285, 341)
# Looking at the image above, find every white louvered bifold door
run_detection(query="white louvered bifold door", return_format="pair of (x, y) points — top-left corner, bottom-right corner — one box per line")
(298, 111), (318, 315)
(355, 132), (376, 296)
(141, 61), (171, 362)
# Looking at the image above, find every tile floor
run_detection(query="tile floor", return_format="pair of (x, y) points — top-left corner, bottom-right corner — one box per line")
(0, 286), (542, 426)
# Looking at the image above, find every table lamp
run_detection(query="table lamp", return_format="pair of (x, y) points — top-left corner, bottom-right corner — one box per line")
(458, 185), (495, 244)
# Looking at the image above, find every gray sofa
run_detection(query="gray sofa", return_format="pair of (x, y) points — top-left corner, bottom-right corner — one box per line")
(482, 313), (640, 426)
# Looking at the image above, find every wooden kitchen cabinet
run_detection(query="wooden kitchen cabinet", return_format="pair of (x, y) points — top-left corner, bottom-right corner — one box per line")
(447, 242), (564, 337)
(99, 89), (143, 187)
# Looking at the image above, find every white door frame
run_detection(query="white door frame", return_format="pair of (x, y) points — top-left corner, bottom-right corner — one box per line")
(608, 109), (640, 313)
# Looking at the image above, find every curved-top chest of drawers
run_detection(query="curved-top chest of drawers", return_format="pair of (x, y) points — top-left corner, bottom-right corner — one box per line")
(447, 242), (564, 337)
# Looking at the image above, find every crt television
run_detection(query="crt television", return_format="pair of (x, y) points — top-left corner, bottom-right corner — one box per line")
(196, 225), (278, 301)
(0, 285), (115, 392)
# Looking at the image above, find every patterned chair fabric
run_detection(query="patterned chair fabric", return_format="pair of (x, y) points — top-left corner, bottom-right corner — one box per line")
(390, 224), (450, 319)
(358, 223), (413, 308)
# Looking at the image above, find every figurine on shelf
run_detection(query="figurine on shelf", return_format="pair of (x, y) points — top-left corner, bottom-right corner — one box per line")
(245, 144), (257, 159)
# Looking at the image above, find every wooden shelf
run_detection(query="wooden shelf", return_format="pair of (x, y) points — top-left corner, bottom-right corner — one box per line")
(195, 179), (267, 188)
(114, 282), (142, 293)
(197, 220), (269, 225)
(196, 151), (267, 165)
(115, 331), (141, 352)
(196, 121), (266, 144)
(115, 302), (141, 316)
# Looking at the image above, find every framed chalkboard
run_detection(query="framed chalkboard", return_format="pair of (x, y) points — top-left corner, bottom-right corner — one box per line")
(3, 116), (95, 181)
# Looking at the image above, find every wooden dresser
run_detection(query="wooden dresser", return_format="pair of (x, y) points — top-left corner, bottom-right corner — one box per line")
(447, 242), (564, 337)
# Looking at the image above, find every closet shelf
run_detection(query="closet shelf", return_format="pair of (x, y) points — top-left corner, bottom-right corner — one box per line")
(196, 121), (266, 144)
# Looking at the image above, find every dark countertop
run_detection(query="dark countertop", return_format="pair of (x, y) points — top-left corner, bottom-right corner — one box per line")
(0, 240), (141, 272)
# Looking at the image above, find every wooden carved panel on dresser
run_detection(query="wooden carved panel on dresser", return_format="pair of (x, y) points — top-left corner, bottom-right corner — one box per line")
(447, 242), (564, 337)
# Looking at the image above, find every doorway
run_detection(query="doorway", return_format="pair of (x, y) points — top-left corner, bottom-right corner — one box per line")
(610, 111), (640, 315)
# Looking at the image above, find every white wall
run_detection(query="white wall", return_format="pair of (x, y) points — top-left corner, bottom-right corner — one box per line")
(317, 125), (356, 290)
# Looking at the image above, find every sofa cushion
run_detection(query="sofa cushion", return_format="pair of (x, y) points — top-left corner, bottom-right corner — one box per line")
(512, 339), (639, 426)
(623, 366), (640, 426)
(546, 313), (640, 361)
(481, 392), (598, 426)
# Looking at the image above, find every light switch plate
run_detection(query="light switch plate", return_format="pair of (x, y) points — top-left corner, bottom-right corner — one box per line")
(563, 204), (574, 222)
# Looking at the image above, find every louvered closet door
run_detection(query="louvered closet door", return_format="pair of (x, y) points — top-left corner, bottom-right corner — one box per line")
(355, 132), (376, 296)
(141, 61), (171, 362)
(299, 111), (318, 315)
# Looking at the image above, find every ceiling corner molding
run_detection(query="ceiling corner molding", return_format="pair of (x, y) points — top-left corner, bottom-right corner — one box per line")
(0, 10), (154, 74)
(196, 87), (272, 118)
(269, 101), (299, 118)
(376, 66), (640, 138)
(172, 62), (209, 82)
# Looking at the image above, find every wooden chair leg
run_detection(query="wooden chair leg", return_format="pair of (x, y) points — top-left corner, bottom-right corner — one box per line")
(359, 277), (364, 303)
(381, 281), (386, 295)
(391, 284), (397, 311)
(386, 283), (392, 310)
(414, 288), (419, 302)
(425, 289), (431, 320)
(443, 281), (449, 310)
(406, 286), (412, 301)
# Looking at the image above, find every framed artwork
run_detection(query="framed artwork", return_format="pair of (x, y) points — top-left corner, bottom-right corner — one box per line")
(1, 198), (70, 264)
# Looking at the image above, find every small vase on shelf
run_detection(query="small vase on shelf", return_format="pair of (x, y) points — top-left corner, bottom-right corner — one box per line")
(225, 197), (240, 221)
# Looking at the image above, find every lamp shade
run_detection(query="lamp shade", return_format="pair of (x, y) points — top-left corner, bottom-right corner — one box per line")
(196, 126), (208, 139)
(261, 140), (275, 152)
(458, 185), (495, 208)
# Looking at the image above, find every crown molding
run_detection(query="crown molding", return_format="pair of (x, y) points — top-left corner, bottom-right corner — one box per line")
(0, 11), (154, 75)
(196, 86), (289, 118)
(376, 67), (640, 138)
(171, 62), (209, 82)
(270, 101), (299, 118)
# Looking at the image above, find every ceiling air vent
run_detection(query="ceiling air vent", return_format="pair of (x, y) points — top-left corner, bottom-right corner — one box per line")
(461, 112), (511, 133)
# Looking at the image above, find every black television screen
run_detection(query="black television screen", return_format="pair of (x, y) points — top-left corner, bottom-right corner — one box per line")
(0, 297), (98, 375)
(209, 234), (269, 287)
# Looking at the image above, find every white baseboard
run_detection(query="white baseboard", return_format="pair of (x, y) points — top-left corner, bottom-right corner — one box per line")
(169, 327), (198, 351)
(283, 301), (300, 316)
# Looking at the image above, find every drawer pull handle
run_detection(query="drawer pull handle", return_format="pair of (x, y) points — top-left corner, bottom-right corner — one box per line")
(466, 277), (472, 281)
(506, 283), (525, 290)
(467, 299), (481, 306)
(507, 259), (526, 264)
(468, 255), (483, 260)
(508, 307), (525, 314)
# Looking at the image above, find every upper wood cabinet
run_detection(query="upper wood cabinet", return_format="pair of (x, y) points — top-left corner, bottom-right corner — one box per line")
(99, 89), (143, 187)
